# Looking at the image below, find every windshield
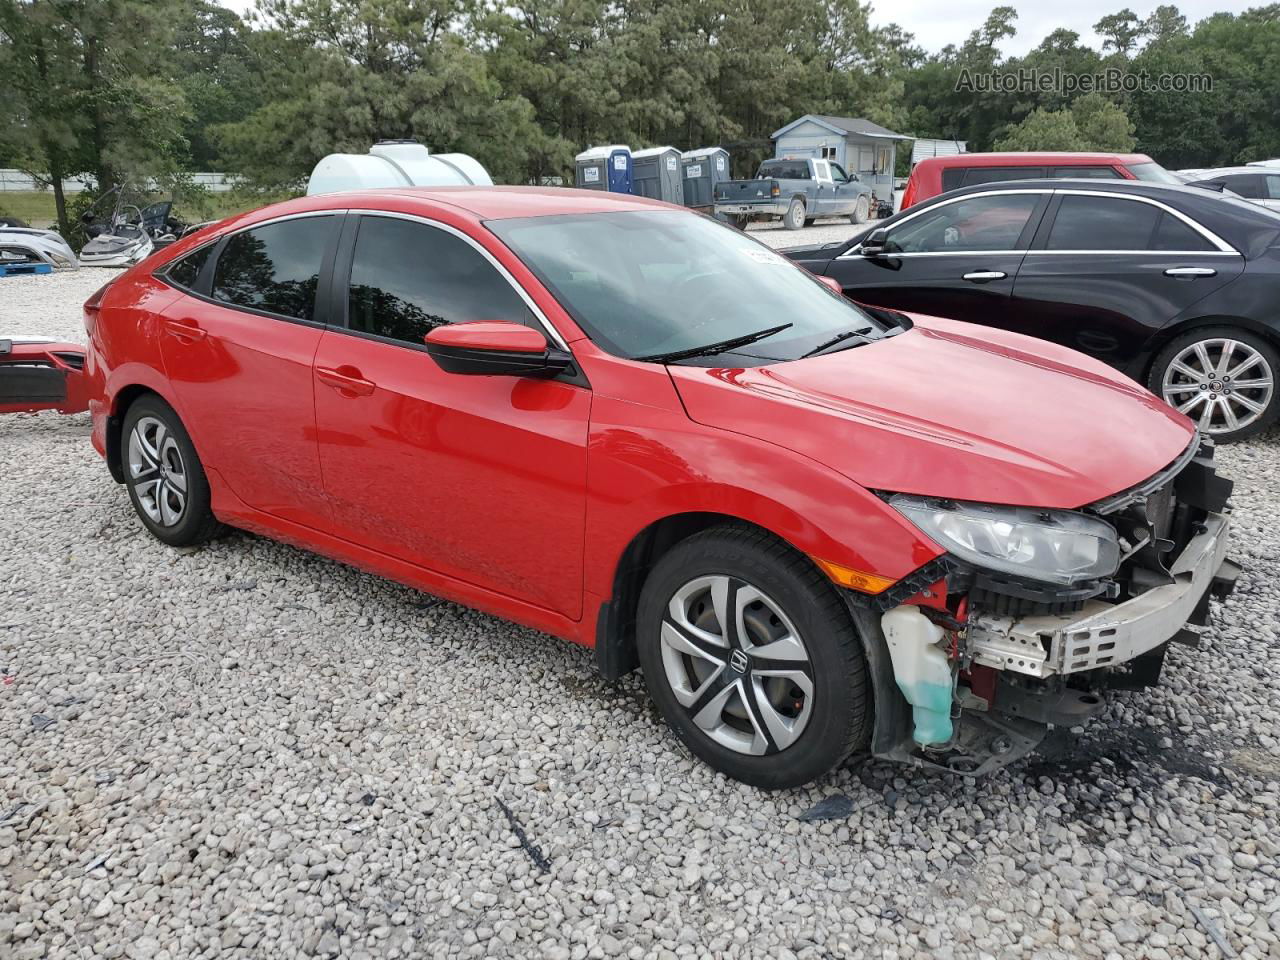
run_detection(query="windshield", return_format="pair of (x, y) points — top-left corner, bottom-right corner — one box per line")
(487, 211), (888, 363)
(1127, 161), (1181, 184)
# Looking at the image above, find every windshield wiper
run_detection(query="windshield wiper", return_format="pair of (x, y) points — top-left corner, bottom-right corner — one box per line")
(801, 327), (873, 358)
(634, 323), (794, 364)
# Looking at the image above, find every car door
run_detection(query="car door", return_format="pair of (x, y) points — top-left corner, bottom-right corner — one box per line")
(823, 190), (1049, 326)
(1009, 191), (1245, 368)
(829, 162), (861, 215)
(312, 212), (590, 619)
(157, 214), (339, 525)
(811, 160), (835, 216)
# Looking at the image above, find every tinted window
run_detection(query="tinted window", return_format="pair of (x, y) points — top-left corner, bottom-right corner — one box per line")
(166, 244), (214, 291)
(962, 167), (1045, 186)
(886, 194), (1042, 253)
(1151, 212), (1213, 251)
(1267, 175), (1280, 200)
(758, 160), (809, 180)
(1046, 195), (1160, 251)
(1220, 174), (1265, 199)
(1051, 166), (1122, 179)
(941, 168), (965, 192)
(346, 216), (534, 346)
(211, 217), (335, 321)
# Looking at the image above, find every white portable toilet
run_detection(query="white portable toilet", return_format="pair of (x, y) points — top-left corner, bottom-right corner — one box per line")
(306, 140), (493, 195)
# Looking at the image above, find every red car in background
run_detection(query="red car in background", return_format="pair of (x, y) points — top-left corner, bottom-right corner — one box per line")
(83, 187), (1236, 786)
(901, 152), (1181, 210)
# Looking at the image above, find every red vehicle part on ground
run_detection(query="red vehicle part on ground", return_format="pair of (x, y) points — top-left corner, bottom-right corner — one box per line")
(81, 187), (1237, 786)
(900, 152), (1179, 210)
(0, 337), (90, 414)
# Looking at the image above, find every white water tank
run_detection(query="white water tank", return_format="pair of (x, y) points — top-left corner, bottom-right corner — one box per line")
(306, 141), (493, 195)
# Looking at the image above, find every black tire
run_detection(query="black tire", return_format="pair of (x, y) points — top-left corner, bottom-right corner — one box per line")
(121, 394), (222, 546)
(731, 214), (751, 231)
(783, 198), (806, 231)
(1147, 326), (1280, 443)
(804, 218), (817, 228)
(636, 526), (870, 788)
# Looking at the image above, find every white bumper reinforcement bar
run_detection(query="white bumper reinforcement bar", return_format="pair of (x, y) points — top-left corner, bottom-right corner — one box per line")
(966, 513), (1231, 678)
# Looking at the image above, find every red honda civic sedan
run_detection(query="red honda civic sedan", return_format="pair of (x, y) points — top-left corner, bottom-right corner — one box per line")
(83, 187), (1237, 786)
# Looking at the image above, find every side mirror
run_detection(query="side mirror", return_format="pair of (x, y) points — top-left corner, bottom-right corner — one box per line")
(861, 228), (890, 257)
(424, 321), (571, 378)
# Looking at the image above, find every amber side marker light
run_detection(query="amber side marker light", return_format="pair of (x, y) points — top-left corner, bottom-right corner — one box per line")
(814, 558), (897, 595)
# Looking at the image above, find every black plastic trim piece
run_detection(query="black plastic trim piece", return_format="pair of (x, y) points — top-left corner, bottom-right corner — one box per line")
(0, 366), (67, 404)
(847, 555), (956, 613)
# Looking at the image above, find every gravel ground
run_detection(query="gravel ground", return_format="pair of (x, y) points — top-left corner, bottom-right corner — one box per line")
(748, 218), (863, 249)
(2, 266), (1279, 960)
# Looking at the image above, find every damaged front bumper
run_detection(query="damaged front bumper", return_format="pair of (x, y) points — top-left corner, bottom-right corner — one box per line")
(967, 512), (1234, 678)
(856, 438), (1240, 777)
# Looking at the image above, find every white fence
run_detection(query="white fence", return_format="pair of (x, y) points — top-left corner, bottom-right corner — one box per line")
(0, 170), (239, 193)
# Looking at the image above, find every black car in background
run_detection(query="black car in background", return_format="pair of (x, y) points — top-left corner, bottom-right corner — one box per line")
(784, 179), (1280, 442)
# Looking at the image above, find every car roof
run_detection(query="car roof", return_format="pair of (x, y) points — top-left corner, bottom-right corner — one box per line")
(1189, 166), (1276, 178)
(241, 186), (677, 225)
(915, 152), (1152, 169)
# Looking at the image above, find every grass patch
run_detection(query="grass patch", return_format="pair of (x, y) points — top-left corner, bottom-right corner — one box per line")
(0, 188), (301, 230)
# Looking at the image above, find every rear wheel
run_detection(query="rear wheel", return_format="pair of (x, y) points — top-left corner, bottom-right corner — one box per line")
(731, 214), (751, 231)
(783, 198), (806, 231)
(850, 195), (871, 224)
(1149, 327), (1278, 442)
(637, 526), (870, 788)
(122, 395), (222, 546)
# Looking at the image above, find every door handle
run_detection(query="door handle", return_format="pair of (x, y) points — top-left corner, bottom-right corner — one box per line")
(1164, 267), (1217, 278)
(962, 270), (1007, 283)
(316, 365), (376, 397)
(161, 317), (207, 342)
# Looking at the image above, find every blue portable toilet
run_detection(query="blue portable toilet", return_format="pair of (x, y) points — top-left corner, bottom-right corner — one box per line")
(575, 145), (633, 193)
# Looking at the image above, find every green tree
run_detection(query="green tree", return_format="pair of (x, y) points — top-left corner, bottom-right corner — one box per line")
(994, 95), (1135, 152)
(1094, 9), (1146, 56)
(0, 0), (193, 235)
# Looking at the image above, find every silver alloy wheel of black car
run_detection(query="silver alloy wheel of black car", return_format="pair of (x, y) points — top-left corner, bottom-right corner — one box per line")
(659, 574), (814, 755)
(1160, 337), (1275, 436)
(127, 415), (188, 527)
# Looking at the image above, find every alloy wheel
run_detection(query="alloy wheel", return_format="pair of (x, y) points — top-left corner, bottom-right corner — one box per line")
(1161, 337), (1274, 436)
(659, 574), (814, 756)
(127, 415), (188, 527)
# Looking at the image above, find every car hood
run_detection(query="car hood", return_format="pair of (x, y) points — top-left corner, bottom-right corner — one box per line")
(669, 314), (1196, 509)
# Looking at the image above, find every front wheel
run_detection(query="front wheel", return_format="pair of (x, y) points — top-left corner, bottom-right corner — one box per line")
(637, 527), (871, 788)
(783, 198), (806, 231)
(850, 195), (870, 224)
(1149, 327), (1278, 442)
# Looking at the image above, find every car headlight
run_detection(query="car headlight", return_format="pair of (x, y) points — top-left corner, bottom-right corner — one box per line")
(889, 495), (1120, 587)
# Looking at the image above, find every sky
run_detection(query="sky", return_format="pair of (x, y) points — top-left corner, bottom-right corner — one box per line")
(215, 1), (1256, 57)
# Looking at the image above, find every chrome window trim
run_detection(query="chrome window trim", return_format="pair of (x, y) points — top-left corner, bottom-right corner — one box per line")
(344, 208), (570, 351)
(1049, 188), (1237, 254)
(836, 189), (1051, 259)
(837, 187), (1239, 259)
